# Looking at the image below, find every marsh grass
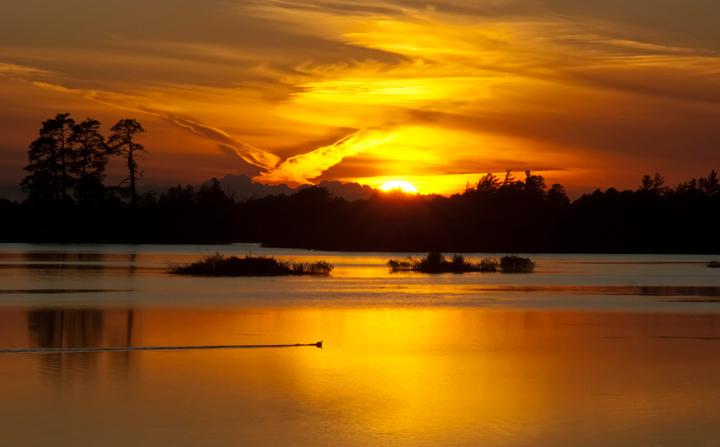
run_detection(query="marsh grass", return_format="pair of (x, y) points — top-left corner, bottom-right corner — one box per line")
(170, 253), (334, 277)
(387, 253), (535, 274)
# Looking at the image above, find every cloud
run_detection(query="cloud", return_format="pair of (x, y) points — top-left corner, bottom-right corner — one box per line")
(248, 0), (543, 19)
(4, 0), (720, 193)
(30, 81), (281, 170)
(255, 128), (395, 184)
(29, 79), (397, 183)
(164, 116), (280, 169)
(0, 63), (51, 78)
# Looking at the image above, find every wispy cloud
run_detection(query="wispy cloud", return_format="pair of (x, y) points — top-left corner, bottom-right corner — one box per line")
(3, 0), (720, 191)
(31, 81), (281, 170)
(0, 63), (51, 77)
(255, 128), (394, 184)
(163, 116), (281, 170)
(30, 79), (395, 182)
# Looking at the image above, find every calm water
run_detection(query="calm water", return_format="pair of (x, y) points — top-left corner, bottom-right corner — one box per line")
(1, 244), (720, 446)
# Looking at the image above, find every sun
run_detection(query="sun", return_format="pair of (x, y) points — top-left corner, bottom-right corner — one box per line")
(380, 180), (418, 194)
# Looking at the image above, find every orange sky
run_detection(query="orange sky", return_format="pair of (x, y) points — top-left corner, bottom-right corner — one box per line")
(1, 0), (720, 196)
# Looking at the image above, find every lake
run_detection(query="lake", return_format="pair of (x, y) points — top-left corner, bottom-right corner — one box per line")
(1, 244), (720, 446)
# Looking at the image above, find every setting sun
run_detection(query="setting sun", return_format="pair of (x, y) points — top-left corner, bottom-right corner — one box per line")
(380, 180), (418, 194)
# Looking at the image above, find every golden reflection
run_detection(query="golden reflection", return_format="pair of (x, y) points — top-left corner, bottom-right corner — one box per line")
(3, 307), (719, 445)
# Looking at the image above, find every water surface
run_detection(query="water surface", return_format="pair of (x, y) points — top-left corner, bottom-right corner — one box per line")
(1, 244), (719, 446)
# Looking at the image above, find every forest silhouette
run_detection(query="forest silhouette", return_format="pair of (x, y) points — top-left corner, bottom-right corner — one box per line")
(1, 113), (719, 253)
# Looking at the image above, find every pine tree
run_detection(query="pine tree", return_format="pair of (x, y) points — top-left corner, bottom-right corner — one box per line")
(476, 173), (501, 192)
(109, 119), (145, 207)
(20, 113), (76, 203)
(70, 118), (110, 204)
(639, 173), (667, 195)
(699, 170), (719, 196)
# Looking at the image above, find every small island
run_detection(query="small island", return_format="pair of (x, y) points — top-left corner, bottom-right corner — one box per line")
(387, 252), (536, 274)
(709, 261), (720, 269)
(170, 254), (334, 277)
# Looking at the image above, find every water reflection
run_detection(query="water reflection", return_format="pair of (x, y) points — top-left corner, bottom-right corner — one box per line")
(1, 307), (720, 445)
(22, 309), (136, 383)
(470, 285), (720, 297)
(0, 250), (142, 273)
(28, 309), (105, 348)
(2, 246), (720, 445)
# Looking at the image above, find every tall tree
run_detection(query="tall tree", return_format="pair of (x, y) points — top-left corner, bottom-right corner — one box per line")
(70, 118), (109, 204)
(20, 113), (76, 203)
(524, 170), (547, 195)
(109, 119), (145, 206)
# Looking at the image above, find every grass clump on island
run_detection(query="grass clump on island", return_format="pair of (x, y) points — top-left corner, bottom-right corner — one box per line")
(170, 253), (334, 277)
(388, 252), (536, 274)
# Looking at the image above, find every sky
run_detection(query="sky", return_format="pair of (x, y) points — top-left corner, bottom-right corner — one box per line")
(1, 0), (720, 196)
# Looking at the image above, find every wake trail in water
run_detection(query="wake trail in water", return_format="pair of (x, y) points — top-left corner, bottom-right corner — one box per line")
(0, 341), (323, 354)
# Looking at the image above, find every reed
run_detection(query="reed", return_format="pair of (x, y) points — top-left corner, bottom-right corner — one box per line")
(170, 253), (334, 276)
(387, 253), (535, 274)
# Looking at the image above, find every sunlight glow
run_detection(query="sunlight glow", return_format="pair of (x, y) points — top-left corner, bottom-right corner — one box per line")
(380, 180), (418, 194)
(4, 2), (715, 193)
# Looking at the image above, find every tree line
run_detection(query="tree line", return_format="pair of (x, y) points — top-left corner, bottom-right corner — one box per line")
(231, 170), (719, 253)
(20, 113), (146, 207)
(1, 113), (719, 253)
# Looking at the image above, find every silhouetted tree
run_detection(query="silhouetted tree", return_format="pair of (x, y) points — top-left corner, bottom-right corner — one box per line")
(676, 178), (699, 196)
(5, 117), (720, 254)
(198, 178), (234, 207)
(109, 119), (145, 207)
(20, 113), (76, 203)
(547, 183), (570, 207)
(524, 170), (546, 195)
(476, 173), (501, 192)
(70, 118), (110, 204)
(160, 185), (196, 206)
(699, 170), (719, 196)
(501, 170), (516, 187)
(639, 173), (667, 195)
